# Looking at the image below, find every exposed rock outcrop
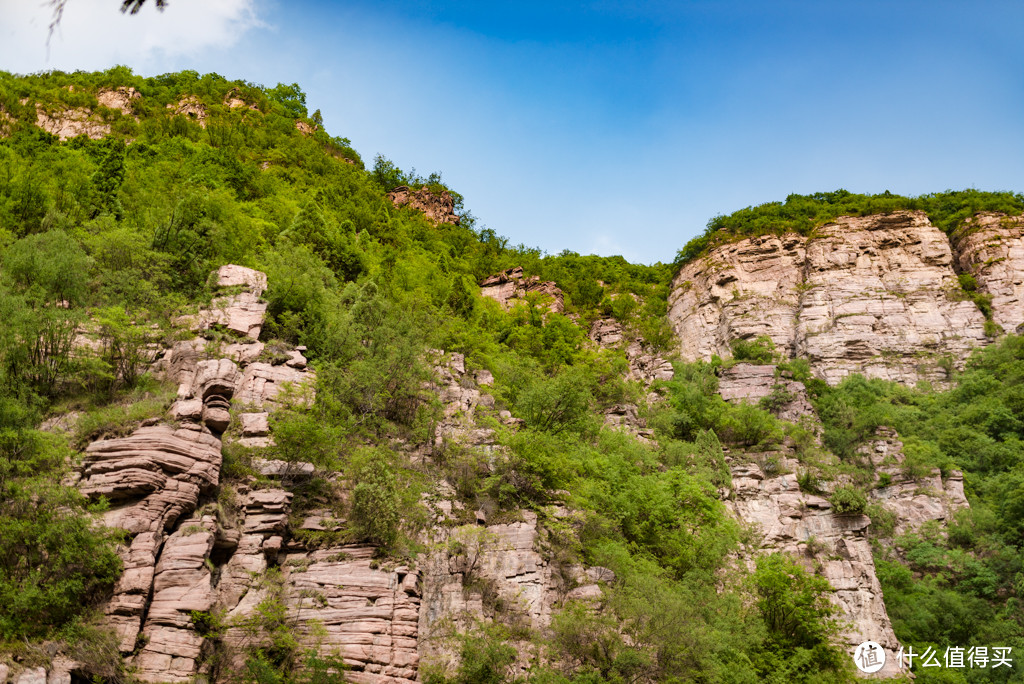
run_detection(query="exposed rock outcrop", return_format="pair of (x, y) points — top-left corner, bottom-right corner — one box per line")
(133, 517), (217, 683)
(727, 456), (903, 677)
(35, 106), (110, 140)
(717, 362), (818, 427)
(953, 213), (1024, 333)
(199, 265), (269, 340)
(75, 264), (315, 669)
(167, 97), (208, 128)
(388, 186), (461, 225)
(430, 351), (500, 453)
(670, 211), (990, 385)
(96, 87), (141, 115)
(480, 267), (565, 314)
(670, 233), (805, 361)
(588, 318), (674, 385)
(797, 213), (986, 385)
(286, 547), (421, 682)
(861, 427), (969, 535)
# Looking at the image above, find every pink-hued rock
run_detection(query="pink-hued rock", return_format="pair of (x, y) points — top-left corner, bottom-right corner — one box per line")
(97, 87), (140, 115)
(862, 427), (970, 535)
(35, 105), (110, 140)
(240, 412), (270, 436)
(798, 212), (987, 385)
(588, 318), (674, 385)
(223, 340), (265, 365)
(81, 424), (221, 512)
(166, 97), (207, 128)
(953, 213), (1024, 333)
(202, 292), (268, 340)
(235, 362), (315, 407)
(388, 185), (460, 225)
(430, 352), (499, 452)
(216, 265), (268, 298)
(283, 547), (421, 682)
(726, 458), (902, 677)
(669, 212), (989, 385)
(13, 668), (45, 684)
(670, 233), (806, 361)
(717, 363), (819, 428)
(135, 519), (217, 683)
(217, 489), (293, 619)
(480, 267), (565, 314)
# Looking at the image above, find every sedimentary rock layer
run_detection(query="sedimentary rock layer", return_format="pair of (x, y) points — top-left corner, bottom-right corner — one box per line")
(669, 211), (1008, 384)
(953, 213), (1024, 333)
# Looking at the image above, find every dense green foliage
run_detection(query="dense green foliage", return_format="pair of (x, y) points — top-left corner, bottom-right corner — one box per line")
(5, 67), (1019, 683)
(809, 336), (1024, 681)
(676, 189), (1024, 265)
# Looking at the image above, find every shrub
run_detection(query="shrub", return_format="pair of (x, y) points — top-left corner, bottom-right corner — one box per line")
(865, 503), (897, 538)
(730, 335), (777, 364)
(0, 430), (123, 639)
(348, 448), (399, 549)
(751, 552), (841, 649)
(829, 486), (867, 515)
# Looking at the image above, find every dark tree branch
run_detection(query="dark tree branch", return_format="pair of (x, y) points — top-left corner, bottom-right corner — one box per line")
(48, 0), (169, 45)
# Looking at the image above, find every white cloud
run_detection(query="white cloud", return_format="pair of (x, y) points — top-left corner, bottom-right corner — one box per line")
(0, 0), (266, 74)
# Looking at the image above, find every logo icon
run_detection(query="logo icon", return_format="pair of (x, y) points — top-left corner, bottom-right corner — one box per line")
(854, 641), (886, 673)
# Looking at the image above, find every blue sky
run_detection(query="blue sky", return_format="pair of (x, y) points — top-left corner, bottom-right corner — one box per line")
(2, 0), (1024, 263)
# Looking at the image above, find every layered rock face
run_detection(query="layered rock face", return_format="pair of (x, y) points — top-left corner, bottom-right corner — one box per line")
(719, 367), (970, 678)
(66, 266), (319, 682)
(388, 186), (461, 225)
(30, 87), (140, 141)
(727, 457), (904, 676)
(480, 267), (565, 314)
(797, 213), (986, 384)
(670, 211), (1001, 384)
(861, 427), (968, 535)
(954, 213), (1024, 333)
(669, 233), (806, 360)
(717, 362), (818, 427)
(588, 318), (674, 386)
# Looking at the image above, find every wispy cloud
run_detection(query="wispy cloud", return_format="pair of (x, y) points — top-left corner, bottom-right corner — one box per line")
(0, 0), (266, 73)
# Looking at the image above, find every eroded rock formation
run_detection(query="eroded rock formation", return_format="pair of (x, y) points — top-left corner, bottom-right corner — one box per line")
(96, 87), (141, 115)
(727, 455), (904, 676)
(862, 427), (968, 535)
(388, 186), (461, 225)
(588, 317), (674, 385)
(167, 97), (208, 128)
(669, 211), (1010, 385)
(718, 367), (970, 679)
(717, 362), (818, 427)
(68, 265), (317, 682)
(480, 267), (565, 314)
(953, 213), (1024, 334)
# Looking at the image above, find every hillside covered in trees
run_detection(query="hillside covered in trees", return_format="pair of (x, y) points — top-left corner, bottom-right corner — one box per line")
(0, 68), (1022, 684)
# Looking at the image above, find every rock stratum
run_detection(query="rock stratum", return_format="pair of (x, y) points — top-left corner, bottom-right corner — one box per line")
(669, 211), (1024, 384)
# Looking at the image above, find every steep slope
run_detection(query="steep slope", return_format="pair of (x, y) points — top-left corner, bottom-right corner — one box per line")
(2, 70), (1024, 684)
(669, 210), (1024, 384)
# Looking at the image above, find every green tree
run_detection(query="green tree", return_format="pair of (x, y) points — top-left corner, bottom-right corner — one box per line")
(0, 429), (122, 638)
(751, 552), (842, 649)
(349, 448), (399, 548)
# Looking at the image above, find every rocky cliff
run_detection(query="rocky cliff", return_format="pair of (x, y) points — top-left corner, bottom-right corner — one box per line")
(669, 211), (1024, 384)
(4, 265), (602, 684)
(718, 362), (969, 678)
